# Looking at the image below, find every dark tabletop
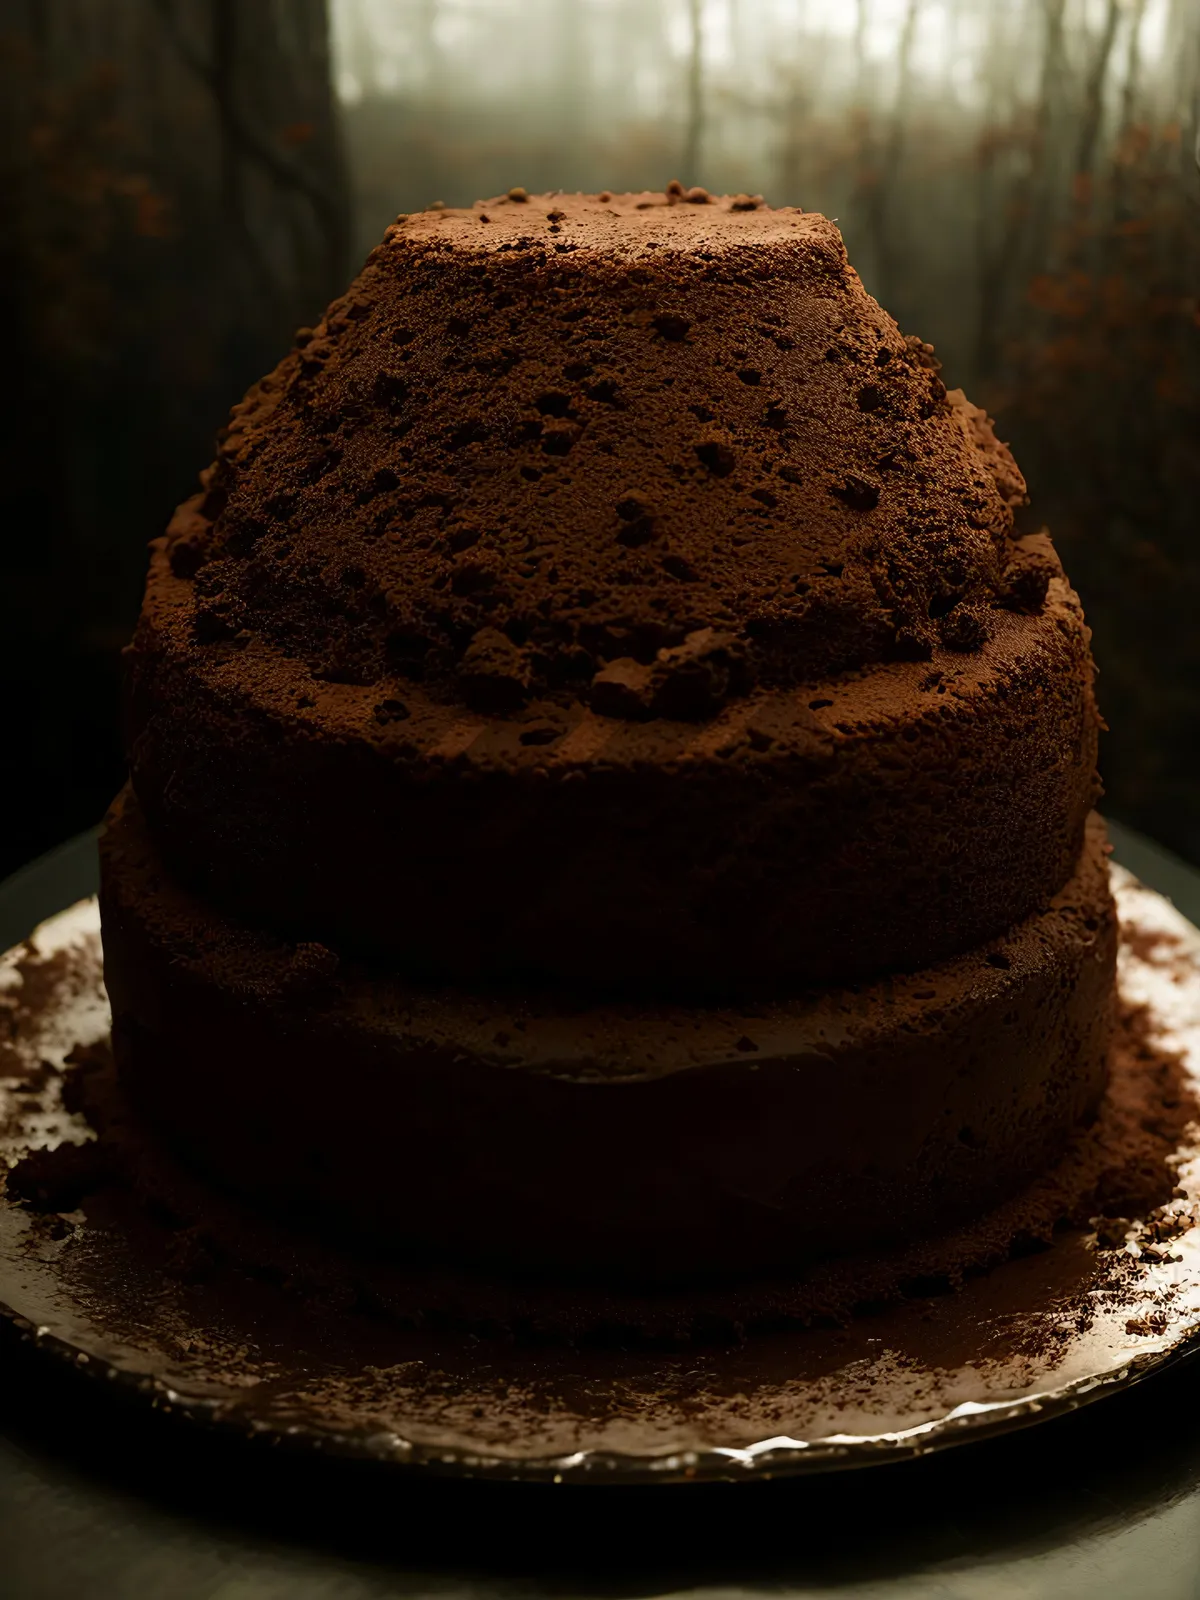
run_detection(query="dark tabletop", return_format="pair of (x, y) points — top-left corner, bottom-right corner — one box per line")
(2, 822), (1200, 1599)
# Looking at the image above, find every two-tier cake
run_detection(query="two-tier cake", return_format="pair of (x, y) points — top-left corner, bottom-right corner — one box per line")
(99, 189), (1114, 1307)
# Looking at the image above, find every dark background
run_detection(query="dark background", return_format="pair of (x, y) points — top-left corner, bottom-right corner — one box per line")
(2, 0), (1199, 882)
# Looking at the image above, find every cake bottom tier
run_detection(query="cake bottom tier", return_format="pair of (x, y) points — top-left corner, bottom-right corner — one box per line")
(99, 792), (1116, 1285)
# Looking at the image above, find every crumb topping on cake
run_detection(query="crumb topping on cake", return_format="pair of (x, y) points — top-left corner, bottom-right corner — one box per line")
(165, 189), (1042, 722)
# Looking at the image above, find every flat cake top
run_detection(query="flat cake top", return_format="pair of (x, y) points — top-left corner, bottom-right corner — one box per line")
(395, 186), (830, 253)
(162, 187), (1044, 723)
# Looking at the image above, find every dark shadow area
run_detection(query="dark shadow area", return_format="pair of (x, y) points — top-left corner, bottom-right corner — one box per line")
(2, 1316), (1200, 1597)
(0, 0), (350, 880)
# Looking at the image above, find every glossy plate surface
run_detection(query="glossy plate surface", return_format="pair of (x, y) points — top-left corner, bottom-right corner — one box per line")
(0, 868), (1198, 1482)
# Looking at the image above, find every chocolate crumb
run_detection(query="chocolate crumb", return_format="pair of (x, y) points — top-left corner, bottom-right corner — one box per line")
(830, 474), (881, 512)
(940, 605), (993, 653)
(591, 658), (655, 719)
(457, 629), (531, 712)
(373, 698), (410, 725)
(1125, 1311), (1171, 1337)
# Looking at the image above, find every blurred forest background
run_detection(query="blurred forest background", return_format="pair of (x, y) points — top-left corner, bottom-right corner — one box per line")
(1, 0), (1198, 880)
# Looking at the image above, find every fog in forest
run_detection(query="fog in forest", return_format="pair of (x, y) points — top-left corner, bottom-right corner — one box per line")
(334, 1), (1197, 382)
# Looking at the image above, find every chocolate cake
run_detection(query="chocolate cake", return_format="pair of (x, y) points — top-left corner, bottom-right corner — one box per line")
(101, 189), (1113, 1308)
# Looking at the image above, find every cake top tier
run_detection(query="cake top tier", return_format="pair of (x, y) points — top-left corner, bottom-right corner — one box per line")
(398, 186), (836, 251)
(171, 188), (1036, 719)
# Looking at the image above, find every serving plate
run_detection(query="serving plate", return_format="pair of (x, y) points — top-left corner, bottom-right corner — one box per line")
(0, 868), (1198, 1482)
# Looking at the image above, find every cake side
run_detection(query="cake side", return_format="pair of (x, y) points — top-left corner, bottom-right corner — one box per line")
(123, 192), (1098, 993)
(128, 541), (1098, 992)
(100, 791), (1116, 1284)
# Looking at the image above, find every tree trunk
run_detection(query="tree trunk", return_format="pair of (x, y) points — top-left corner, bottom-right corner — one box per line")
(1119, 0), (1147, 136)
(682, 0), (705, 186)
(413, 0), (442, 96)
(859, 0), (921, 304)
(548, 0), (588, 183)
(0, 0), (350, 878)
(1075, 0), (1121, 179)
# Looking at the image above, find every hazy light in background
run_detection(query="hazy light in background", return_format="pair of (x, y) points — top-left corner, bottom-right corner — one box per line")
(332, 0), (1177, 109)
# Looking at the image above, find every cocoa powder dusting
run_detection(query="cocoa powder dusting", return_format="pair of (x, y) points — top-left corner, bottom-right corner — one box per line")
(8, 993), (1195, 1346)
(160, 192), (1039, 715)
